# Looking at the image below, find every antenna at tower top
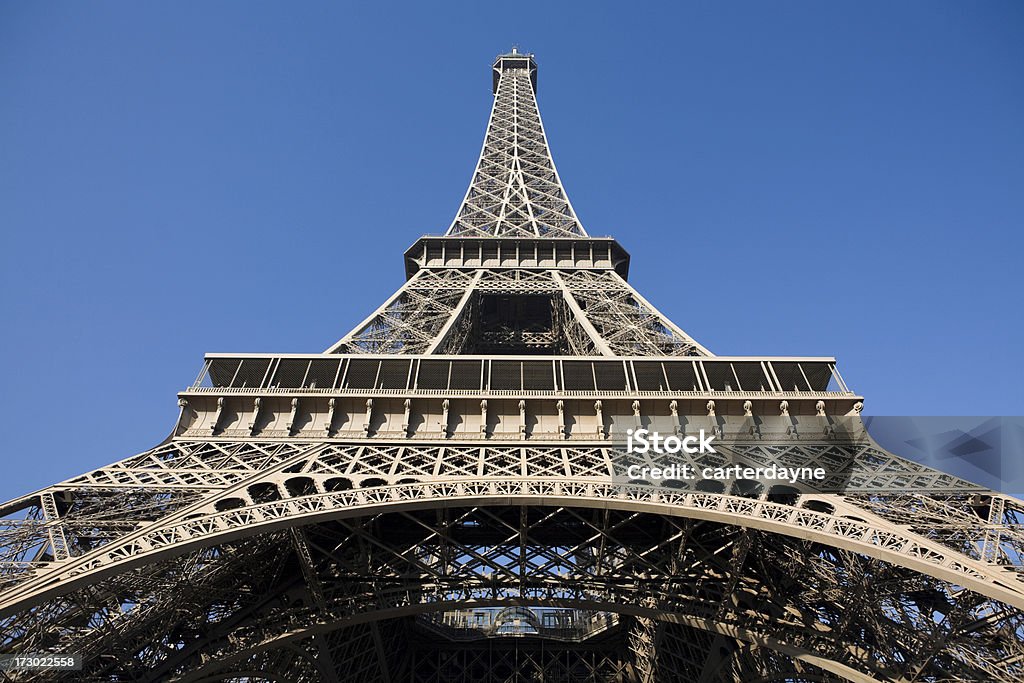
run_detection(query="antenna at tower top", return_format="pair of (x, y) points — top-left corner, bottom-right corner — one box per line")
(492, 47), (537, 94)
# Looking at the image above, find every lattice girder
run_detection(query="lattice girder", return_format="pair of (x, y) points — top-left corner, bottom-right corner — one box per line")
(3, 435), (1021, 599)
(5, 504), (1021, 681)
(3, 433), (1024, 680)
(329, 268), (710, 357)
(448, 58), (584, 238)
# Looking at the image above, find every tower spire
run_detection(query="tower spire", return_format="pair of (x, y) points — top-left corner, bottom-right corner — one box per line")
(329, 51), (710, 357)
(447, 51), (586, 238)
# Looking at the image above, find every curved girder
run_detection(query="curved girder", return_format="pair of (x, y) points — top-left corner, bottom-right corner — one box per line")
(3, 478), (1023, 618)
(6, 499), (1021, 680)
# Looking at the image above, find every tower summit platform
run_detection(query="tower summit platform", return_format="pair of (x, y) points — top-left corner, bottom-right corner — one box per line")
(493, 46), (537, 93)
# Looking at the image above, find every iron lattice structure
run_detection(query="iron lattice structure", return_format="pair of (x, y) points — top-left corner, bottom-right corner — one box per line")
(2, 49), (1023, 682)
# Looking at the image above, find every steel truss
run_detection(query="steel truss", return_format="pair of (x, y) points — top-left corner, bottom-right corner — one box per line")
(447, 61), (583, 239)
(331, 269), (708, 357)
(1, 48), (1022, 682)
(2, 435), (1024, 680)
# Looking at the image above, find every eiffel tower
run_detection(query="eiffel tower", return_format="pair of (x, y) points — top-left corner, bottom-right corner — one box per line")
(2, 49), (1023, 682)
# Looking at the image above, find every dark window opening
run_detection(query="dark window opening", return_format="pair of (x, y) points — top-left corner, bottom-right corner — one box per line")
(457, 294), (572, 355)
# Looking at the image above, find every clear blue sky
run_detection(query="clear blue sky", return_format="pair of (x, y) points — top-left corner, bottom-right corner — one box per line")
(1, 2), (1021, 501)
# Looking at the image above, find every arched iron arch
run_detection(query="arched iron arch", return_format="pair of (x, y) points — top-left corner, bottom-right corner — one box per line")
(3, 480), (1022, 617)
